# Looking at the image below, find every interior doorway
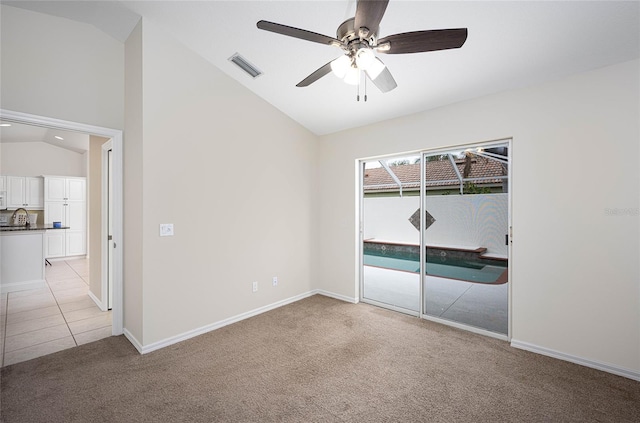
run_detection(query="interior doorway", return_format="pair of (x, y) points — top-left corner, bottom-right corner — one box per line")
(359, 140), (511, 339)
(0, 109), (124, 335)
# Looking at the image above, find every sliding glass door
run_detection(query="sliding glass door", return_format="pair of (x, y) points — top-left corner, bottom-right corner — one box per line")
(361, 156), (421, 313)
(360, 141), (511, 337)
(423, 144), (509, 335)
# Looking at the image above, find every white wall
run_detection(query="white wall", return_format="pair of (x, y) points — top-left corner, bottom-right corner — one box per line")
(317, 60), (640, 374)
(0, 142), (87, 177)
(364, 194), (508, 257)
(124, 20), (144, 343)
(0, 5), (124, 130)
(130, 20), (318, 346)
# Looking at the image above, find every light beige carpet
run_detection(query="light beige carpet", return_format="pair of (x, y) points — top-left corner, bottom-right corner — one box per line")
(1, 295), (639, 422)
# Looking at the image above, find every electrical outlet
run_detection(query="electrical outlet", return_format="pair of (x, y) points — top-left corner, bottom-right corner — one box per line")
(159, 223), (174, 237)
(252, 281), (258, 292)
(272, 276), (278, 287)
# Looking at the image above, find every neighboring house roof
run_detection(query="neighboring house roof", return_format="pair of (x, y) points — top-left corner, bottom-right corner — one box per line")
(363, 159), (506, 191)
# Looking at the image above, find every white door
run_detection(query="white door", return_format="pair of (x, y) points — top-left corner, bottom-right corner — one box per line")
(26, 177), (44, 208)
(66, 231), (86, 256)
(108, 147), (113, 309)
(45, 177), (67, 202)
(7, 176), (25, 208)
(45, 231), (65, 258)
(66, 202), (86, 231)
(45, 202), (66, 225)
(67, 178), (86, 202)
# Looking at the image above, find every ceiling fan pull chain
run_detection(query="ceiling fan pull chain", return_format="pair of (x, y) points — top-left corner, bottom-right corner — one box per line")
(364, 76), (368, 102)
(357, 73), (361, 102)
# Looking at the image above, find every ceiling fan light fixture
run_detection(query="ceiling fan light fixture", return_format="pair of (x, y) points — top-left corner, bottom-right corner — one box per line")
(330, 55), (351, 78)
(343, 67), (360, 85)
(355, 48), (375, 70)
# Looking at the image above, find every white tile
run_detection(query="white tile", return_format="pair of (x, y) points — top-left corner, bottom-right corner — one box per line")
(58, 297), (97, 313)
(4, 323), (72, 352)
(75, 326), (112, 346)
(6, 305), (61, 324)
(7, 287), (51, 298)
(52, 287), (89, 303)
(0, 294), (7, 316)
(3, 336), (76, 366)
(7, 295), (57, 314)
(55, 294), (90, 305)
(68, 313), (112, 335)
(5, 313), (66, 337)
(48, 278), (89, 292)
(64, 306), (105, 323)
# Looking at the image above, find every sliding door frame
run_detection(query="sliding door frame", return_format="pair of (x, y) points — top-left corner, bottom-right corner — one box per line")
(357, 138), (512, 341)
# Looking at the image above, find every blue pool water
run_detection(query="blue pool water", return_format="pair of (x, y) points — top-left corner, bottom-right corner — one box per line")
(364, 253), (507, 284)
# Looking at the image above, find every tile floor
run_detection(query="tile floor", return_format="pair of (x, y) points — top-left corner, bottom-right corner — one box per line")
(0, 258), (112, 367)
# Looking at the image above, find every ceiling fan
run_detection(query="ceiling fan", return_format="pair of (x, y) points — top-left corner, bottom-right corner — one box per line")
(257, 0), (468, 95)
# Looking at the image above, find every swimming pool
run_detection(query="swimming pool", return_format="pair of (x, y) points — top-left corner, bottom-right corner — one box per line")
(364, 251), (507, 284)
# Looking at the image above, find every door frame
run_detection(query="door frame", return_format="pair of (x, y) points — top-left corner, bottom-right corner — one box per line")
(0, 109), (124, 336)
(101, 139), (113, 311)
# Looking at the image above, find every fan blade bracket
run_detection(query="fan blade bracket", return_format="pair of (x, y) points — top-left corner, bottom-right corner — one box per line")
(375, 42), (391, 52)
(354, 0), (389, 39)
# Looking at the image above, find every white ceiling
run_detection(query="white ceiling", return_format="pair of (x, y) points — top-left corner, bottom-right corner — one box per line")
(4, 1), (640, 136)
(0, 121), (89, 153)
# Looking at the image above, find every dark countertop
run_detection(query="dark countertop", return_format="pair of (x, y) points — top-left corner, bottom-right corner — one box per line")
(0, 224), (70, 232)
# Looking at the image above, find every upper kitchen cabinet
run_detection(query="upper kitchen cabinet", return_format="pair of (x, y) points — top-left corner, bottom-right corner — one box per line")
(45, 176), (86, 202)
(6, 176), (44, 209)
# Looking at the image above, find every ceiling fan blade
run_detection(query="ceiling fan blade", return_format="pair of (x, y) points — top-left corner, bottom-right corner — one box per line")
(354, 0), (389, 37)
(366, 65), (397, 93)
(378, 28), (468, 54)
(296, 61), (334, 87)
(257, 20), (339, 46)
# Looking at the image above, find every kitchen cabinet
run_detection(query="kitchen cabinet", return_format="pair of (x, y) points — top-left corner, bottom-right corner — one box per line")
(45, 176), (86, 202)
(1, 229), (46, 293)
(44, 176), (86, 258)
(5, 176), (44, 209)
(0, 176), (6, 209)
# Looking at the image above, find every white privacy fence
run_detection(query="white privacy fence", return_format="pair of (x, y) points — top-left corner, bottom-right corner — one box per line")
(363, 193), (508, 257)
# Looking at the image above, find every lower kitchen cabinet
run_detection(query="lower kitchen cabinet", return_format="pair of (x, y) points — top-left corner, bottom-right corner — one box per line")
(45, 231), (66, 258)
(45, 230), (86, 258)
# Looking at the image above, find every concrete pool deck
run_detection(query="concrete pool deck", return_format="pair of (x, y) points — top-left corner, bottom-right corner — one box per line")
(363, 266), (508, 335)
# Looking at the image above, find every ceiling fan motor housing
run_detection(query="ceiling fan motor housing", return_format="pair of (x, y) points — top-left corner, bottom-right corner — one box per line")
(337, 17), (378, 53)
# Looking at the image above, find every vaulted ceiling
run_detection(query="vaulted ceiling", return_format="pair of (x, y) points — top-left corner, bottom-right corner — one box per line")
(4, 1), (639, 135)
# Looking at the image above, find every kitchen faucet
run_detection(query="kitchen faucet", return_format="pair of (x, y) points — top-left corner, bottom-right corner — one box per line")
(11, 208), (31, 226)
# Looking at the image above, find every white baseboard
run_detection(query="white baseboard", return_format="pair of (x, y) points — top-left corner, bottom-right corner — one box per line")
(137, 290), (322, 354)
(87, 290), (106, 312)
(511, 339), (640, 382)
(1, 279), (46, 294)
(118, 290), (355, 355)
(123, 328), (143, 353)
(313, 289), (358, 304)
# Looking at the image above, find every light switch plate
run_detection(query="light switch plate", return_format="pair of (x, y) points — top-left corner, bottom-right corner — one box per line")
(160, 223), (174, 236)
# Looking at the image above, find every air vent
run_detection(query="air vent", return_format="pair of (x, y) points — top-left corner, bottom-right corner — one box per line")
(228, 53), (263, 78)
